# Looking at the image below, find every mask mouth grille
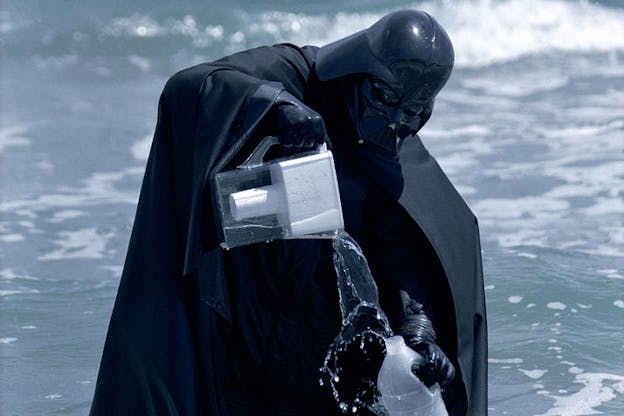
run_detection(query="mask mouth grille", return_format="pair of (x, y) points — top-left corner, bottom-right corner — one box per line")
(395, 122), (416, 140)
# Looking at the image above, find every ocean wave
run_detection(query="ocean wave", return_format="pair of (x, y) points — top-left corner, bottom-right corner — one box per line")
(228, 0), (624, 67)
(273, 0), (624, 66)
(85, 0), (624, 69)
(426, 0), (624, 66)
(212, 1), (624, 66)
(3, 1), (623, 72)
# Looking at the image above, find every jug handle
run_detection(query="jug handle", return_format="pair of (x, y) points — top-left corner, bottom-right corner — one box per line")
(239, 136), (328, 169)
(240, 136), (279, 168)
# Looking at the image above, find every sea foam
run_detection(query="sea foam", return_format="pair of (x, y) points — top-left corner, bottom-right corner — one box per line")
(538, 372), (624, 416)
(37, 227), (115, 261)
(94, 0), (624, 69)
(252, 0), (624, 66)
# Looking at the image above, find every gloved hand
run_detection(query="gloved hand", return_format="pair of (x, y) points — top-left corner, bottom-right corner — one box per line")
(272, 91), (327, 151)
(397, 290), (455, 389)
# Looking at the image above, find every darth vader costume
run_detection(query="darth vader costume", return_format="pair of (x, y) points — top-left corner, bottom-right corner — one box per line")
(91, 10), (487, 416)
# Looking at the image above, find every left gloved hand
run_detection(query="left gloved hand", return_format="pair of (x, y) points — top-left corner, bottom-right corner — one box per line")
(397, 290), (455, 389)
(272, 91), (327, 152)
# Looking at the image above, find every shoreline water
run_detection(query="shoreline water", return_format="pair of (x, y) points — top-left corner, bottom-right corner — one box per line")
(2, 1), (623, 414)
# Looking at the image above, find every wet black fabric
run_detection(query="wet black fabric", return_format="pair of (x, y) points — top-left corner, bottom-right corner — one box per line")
(91, 43), (487, 415)
(220, 239), (340, 414)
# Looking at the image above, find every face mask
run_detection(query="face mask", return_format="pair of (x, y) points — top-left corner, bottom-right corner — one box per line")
(348, 77), (426, 154)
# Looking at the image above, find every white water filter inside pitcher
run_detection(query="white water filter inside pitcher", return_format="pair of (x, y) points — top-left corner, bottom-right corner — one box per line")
(214, 138), (344, 248)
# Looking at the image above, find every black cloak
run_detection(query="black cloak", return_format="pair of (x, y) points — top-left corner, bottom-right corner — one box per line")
(90, 44), (487, 415)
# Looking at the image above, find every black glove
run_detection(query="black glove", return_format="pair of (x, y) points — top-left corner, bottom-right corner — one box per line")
(272, 91), (327, 151)
(397, 290), (455, 389)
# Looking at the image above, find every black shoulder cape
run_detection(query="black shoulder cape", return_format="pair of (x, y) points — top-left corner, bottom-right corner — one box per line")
(90, 44), (487, 415)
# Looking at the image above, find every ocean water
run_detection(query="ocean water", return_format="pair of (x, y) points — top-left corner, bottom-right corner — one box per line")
(1, 0), (623, 414)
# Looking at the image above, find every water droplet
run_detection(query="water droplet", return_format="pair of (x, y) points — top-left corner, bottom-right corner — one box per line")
(352, 406), (358, 413)
(334, 376), (340, 383)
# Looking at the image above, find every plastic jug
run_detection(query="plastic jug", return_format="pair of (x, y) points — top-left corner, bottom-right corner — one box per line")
(377, 336), (448, 416)
(214, 137), (344, 248)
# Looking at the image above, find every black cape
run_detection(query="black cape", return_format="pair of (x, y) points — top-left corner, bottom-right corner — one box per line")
(90, 44), (487, 415)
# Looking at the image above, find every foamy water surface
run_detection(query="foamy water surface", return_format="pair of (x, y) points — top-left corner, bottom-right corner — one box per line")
(1, 0), (623, 414)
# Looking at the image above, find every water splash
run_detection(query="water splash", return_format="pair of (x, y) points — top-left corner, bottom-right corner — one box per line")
(320, 231), (393, 415)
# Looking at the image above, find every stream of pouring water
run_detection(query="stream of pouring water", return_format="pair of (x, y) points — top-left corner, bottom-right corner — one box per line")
(320, 231), (394, 415)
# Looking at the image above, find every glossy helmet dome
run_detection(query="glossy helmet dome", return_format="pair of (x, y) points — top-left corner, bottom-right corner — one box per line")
(315, 10), (454, 103)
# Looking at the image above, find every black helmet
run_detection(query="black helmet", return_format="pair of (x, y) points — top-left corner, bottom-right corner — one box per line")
(315, 9), (454, 102)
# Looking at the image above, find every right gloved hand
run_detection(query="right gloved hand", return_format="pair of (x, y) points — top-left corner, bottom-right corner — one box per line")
(397, 290), (456, 389)
(272, 91), (327, 151)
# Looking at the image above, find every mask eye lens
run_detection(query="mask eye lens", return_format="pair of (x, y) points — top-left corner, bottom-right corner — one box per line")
(369, 80), (399, 107)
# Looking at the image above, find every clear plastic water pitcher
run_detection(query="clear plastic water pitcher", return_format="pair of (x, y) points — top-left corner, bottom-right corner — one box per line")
(377, 336), (448, 416)
(214, 136), (344, 249)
